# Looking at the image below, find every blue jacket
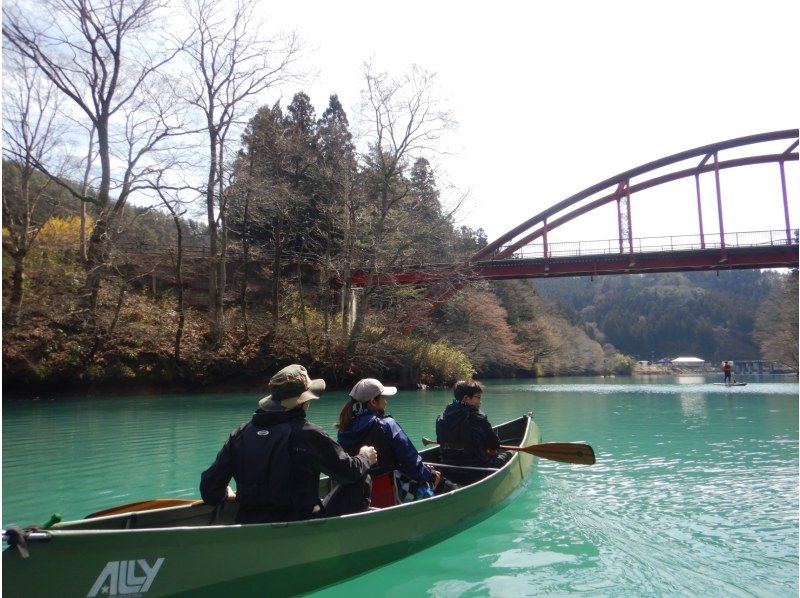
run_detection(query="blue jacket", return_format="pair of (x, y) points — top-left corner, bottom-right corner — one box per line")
(338, 411), (434, 484)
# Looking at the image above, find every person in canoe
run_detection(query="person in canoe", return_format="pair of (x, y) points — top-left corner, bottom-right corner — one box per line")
(436, 380), (512, 471)
(337, 378), (451, 505)
(722, 361), (733, 383)
(200, 364), (378, 524)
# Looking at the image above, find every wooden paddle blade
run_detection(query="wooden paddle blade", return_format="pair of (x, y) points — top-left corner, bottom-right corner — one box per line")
(86, 498), (201, 519)
(500, 443), (596, 465)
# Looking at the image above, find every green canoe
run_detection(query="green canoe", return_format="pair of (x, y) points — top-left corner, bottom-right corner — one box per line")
(3, 414), (540, 597)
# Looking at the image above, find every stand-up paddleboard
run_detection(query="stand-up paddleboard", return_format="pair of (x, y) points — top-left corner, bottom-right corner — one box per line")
(713, 382), (747, 386)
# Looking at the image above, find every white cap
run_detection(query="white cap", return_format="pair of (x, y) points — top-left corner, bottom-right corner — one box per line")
(349, 378), (398, 403)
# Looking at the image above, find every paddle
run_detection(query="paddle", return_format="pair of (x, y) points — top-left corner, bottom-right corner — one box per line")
(421, 437), (596, 465)
(86, 498), (201, 519)
(423, 462), (499, 473)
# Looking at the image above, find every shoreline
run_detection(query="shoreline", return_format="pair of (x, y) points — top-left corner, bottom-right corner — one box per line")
(4, 370), (797, 401)
(0, 376), (443, 401)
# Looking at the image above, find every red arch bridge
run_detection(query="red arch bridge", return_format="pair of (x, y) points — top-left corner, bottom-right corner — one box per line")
(351, 129), (798, 287)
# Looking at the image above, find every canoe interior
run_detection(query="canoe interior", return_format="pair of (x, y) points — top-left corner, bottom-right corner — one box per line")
(48, 415), (530, 532)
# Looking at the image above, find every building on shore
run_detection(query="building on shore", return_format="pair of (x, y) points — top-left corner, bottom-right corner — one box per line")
(670, 357), (706, 369)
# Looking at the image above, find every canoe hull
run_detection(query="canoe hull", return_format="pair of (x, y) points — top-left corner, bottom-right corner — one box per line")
(3, 415), (540, 597)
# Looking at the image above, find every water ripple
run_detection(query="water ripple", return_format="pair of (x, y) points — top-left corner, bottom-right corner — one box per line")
(4, 381), (797, 597)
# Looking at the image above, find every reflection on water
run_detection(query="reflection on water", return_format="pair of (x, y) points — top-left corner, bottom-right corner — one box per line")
(491, 548), (580, 569)
(678, 392), (707, 417)
(3, 377), (798, 597)
(675, 375), (706, 384)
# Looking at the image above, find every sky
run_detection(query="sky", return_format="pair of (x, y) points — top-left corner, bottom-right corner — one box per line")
(258, 0), (798, 250)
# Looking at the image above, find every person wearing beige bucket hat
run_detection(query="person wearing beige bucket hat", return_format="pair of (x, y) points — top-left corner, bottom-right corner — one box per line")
(257, 363), (327, 411)
(201, 365), (378, 524)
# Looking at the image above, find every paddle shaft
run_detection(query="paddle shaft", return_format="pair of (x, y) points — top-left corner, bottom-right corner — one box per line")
(422, 437), (595, 465)
(424, 462), (499, 473)
(86, 498), (201, 518)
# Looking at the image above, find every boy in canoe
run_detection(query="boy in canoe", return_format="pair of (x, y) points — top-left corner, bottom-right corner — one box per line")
(200, 364), (378, 524)
(436, 380), (512, 469)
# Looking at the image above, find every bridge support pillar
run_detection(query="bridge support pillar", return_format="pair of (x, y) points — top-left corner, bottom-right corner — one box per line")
(714, 152), (726, 248)
(694, 170), (706, 248)
(348, 289), (360, 334)
(780, 158), (792, 243)
(615, 181), (633, 255)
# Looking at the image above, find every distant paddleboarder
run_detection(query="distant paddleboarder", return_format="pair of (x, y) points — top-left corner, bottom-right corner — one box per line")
(722, 361), (733, 384)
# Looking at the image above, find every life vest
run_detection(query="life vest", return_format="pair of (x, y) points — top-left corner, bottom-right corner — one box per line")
(436, 407), (479, 465)
(231, 418), (302, 513)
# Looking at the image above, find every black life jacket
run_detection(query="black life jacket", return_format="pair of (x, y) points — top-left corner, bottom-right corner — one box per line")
(436, 406), (478, 465)
(231, 418), (303, 513)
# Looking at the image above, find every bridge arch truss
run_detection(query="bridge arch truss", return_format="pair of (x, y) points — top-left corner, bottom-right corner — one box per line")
(470, 129), (798, 275)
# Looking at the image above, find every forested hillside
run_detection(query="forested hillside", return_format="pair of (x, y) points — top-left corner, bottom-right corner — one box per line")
(3, 83), (629, 395)
(532, 270), (795, 365)
(430, 280), (631, 379)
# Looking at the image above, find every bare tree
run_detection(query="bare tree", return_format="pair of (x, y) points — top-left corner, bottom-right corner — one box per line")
(152, 172), (192, 365)
(76, 123), (97, 262)
(1, 54), (65, 326)
(58, 112), (100, 263)
(237, 194), (253, 344)
(181, 0), (300, 346)
(342, 63), (456, 368)
(3, 0), (183, 322)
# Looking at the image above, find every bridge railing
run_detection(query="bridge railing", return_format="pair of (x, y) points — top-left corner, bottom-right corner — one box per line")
(26, 239), (326, 268)
(499, 229), (799, 260)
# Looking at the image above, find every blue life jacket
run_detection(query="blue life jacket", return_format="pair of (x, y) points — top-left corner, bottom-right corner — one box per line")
(338, 411), (433, 483)
(339, 412), (397, 475)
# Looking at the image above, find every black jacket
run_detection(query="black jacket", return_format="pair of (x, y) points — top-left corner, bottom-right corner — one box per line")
(435, 400), (501, 466)
(200, 407), (371, 523)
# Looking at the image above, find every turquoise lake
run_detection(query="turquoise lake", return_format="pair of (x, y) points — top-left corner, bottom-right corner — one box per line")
(3, 376), (798, 596)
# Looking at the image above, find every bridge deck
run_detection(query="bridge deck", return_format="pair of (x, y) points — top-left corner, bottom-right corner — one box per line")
(350, 243), (798, 286)
(474, 244), (799, 280)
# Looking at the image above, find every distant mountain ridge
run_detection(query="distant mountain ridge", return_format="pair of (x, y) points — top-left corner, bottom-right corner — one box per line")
(531, 270), (781, 363)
